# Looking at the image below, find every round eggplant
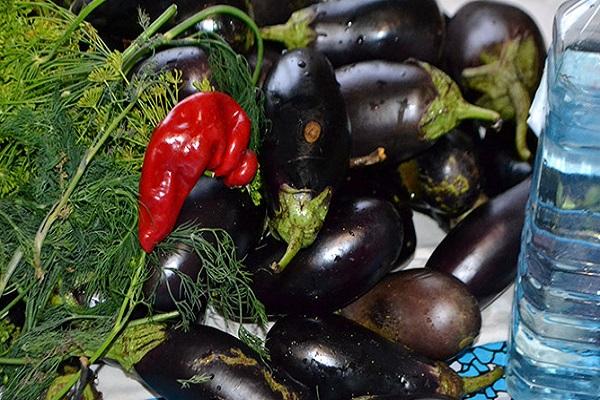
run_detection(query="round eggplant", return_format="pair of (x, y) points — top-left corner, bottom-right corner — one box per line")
(133, 46), (212, 100)
(426, 177), (531, 308)
(341, 269), (482, 361)
(245, 42), (284, 88)
(266, 314), (503, 400)
(144, 176), (265, 311)
(251, 0), (318, 27)
(260, 0), (445, 66)
(262, 48), (351, 270)
(335, 60), (501, 164)
(245, 197), (405, 315)
(445, 0), (545, 161)
(133, 324), (313, 400)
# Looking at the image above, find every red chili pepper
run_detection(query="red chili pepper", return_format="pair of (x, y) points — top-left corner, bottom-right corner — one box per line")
(138, 91), (258, 253)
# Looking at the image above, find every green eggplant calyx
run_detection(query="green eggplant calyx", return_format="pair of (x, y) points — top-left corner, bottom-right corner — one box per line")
(416, 61), (501, 143)
(435, 362), (463, 398)
(270, 185), (332, 272)
(461, 366), (504, 395)
(259, 8), (317, 49)
(461, 37), (540, 161)
(104, 323), (167, 372)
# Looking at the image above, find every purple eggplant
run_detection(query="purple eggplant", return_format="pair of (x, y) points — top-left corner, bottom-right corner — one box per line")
(335, 60), (501, 164)
(261, 48), (351, 271)
(245, 197), (405, 315)
(266, 314), (503, 400)
(250, 0), (318, 27)
(445, 0), (545, 161)
(426, 177), (531, 308)
(144, 176), (265, 312)
(260, 0), (445, 66)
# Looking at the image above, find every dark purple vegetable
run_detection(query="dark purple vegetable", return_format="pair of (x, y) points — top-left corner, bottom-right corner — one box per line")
(262, 48), (351, 271)
(72, 0), (253, 52)
(133, 46), (212, 100)
(267, 314), (503, 400)
(426, 177), (531, 308)
(260, 0), (445, 66)
(245, 197), (405, 315)
(353, 396), (453, 400)
(143, 176), (265, 311)
(251, 0), (318, 27)
(399, 129), (484, 219)
(133, 324), (314, 400)
(445, 0), (545, 161)
(335, 60), (501, 164)
(341, 269), (482, 361)
(245, 42), (284, 88)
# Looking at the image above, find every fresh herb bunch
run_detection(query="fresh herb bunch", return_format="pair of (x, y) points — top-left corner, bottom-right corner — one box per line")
(0, 1), (267, 398)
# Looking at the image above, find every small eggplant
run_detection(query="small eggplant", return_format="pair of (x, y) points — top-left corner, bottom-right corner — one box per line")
(426, 177), (531, 308)
(130, 324), (313, 400)
(262, 48), (351, 271)
(398, 129), (484, 219)
(341, 269), (482, 361)
(245, 197), (405, 315)
(266, 314), (503, 400)
(133, 46), (212, 100)
(260, 0), (445, 66)
(144, 176), (265, 311)
(445, 0), (546, 161)
(335, 60), (501, 164)
(250, 0), (318, 27)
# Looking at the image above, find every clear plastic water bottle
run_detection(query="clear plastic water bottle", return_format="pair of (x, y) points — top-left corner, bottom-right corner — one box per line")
(506, 1), (600, 399)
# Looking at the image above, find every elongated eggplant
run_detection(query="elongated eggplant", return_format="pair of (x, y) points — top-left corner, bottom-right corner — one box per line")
(144, 176), (265, 311)
(260, 0), (445, 66)
(398, 129), (484, 219)
(251, 0), (318, 27)
(262, 48), (351, 270)
(266, 314), (502, 400)
(341, 269), (481, 361)
(134, 46), (212, 100)
(336, 61), (500, 164)
(445, 1), (545, 160)
(129, 324), (313, 400)
(245, 197), (405, 315)
(426, 177), (531, 308)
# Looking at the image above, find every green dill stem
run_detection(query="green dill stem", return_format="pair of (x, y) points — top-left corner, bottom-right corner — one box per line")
(0, 358), (31, 366)
(0, 249), (23, 300)
(32, 99), (139, 278)
(128, 311), (180, 328)
(160, 5), (264, 86)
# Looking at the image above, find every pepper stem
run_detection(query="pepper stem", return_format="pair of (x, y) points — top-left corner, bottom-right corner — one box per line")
(462, 366), (504, 394)
(260, 8), (317, 49)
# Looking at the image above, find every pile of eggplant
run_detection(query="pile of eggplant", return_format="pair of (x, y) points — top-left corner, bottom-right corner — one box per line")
(74, 0), (545, 398)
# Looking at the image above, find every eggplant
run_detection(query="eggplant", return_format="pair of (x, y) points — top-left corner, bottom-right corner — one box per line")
(251, 0), (318, 27)
(144, 176), (265, 311)
(245, 42), (285, 88)
(132, 324), (313, 400)
(245, 197), (405, 315)
(72, 0), (253, 52)
(266, 314), (503, 400)
(260, 0), (445, 66)
(445, 0), (546, 161)
(335, 60), (501, 164)
(353, 396), (453, 400)
(341, 269), (482, 361)
(398, 129), (484, 219)
(426, 177), (531, 308)
(262, 48), (351, 270)
(133, 46), (212, 100)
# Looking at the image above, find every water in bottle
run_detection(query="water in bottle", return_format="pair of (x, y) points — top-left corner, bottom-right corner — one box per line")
(506, 1), (600, 399)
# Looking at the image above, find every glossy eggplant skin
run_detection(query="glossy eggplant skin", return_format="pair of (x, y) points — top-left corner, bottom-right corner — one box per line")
(266, 314), (463, 400)
(426, 177), (531, 308)
(336, 61), (438, 163)
(341, 269), (481, 361)
(144, 176), (265, 311)
(262, 48), (350, 202)
(245, 197), (405, 315)
(133, 46), (212, 100)
(251, 0), (318, 26)
(135, 324), (313, 400)
(303, 0), (444, 66)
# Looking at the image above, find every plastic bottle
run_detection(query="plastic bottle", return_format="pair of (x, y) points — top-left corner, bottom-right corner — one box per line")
(506, 1), (600, 399)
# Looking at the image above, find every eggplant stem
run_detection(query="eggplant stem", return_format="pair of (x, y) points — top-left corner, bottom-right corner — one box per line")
(349, 147), (387, 168)
(260, 9), (317, 49)
(457, 102), (501, 123)
(272, 229), (303, 272)
(462, 366), (504, 394)
(508, 81), (533, 161)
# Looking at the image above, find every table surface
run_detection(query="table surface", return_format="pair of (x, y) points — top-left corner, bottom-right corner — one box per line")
(96, 0), (566, 398)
